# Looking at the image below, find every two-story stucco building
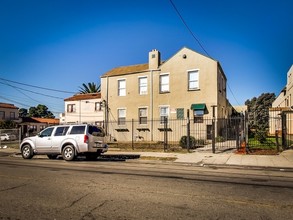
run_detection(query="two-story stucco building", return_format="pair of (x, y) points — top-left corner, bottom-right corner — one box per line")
(101, 47), (233, 142)
(0, 102), (20, 122)
(63, 93), (104, 126)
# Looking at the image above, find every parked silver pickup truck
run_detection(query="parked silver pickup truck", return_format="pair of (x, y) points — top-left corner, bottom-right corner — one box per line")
(20, 124), (108, 161)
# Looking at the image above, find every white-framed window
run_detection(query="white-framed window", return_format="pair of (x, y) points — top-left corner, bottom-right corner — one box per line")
(159, 106), (169, 123)
(139, 76), (148, 95)
(139, 108), (147, 125)
(118, 79), (126, 96)
(188, 70), (199, 90)
(118, 108), (126, 125)
(67, 104), (76, 113)
(159, 74), (169, 93)
(10, 112), (15, 120)
(0, 111), (5, 119)
(95, 102), (101, 111)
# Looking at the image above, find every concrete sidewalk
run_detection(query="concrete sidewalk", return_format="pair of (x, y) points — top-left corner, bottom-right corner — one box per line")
(2, 146), (293, 169)
(108, 149), (293, 169)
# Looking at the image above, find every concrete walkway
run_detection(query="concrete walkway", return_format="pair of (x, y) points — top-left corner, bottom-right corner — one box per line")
(2, 146), (293, 169)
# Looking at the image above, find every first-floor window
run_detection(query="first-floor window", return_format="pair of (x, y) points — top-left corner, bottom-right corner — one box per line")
(139, 108), (147, 124)
(160, 106), (169, 124)
(118, 109), (126, 125)
(176, 108), (184, 119)
(67, 104), (76, 113)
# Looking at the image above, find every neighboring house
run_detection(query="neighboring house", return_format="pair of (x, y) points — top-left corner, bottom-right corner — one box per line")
(20, 117), (60, 138)
(269, 65), (293, 135)
(101, 47), (234, 142)
(63, 93), (104, 126)
(0, 102), (21, 122)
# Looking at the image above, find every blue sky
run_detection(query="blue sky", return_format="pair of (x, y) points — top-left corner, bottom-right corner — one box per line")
(0, 0), (292, 116)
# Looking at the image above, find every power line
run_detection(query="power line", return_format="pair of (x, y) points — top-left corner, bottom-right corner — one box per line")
(227, 83), (241, 106)
(169, 0), (211, 58)
(0, 77), (75, 94)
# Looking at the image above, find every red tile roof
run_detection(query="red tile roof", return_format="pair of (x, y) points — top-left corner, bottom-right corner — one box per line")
(64, 93), (101, 101)
(0, 102), (19, 109)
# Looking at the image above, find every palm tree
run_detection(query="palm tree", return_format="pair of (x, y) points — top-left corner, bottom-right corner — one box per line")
(79, 82), (101, 94)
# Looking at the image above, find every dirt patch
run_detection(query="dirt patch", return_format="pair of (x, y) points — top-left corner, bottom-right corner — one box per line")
(236, 148), (279, 155)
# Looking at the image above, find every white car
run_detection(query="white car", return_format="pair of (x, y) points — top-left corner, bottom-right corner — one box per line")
(0, 134), (10, 141)
(19, 124), (108, 161)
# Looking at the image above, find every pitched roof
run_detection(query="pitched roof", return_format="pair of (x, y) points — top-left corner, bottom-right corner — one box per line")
(21, 117), (59, 124)
(64, 93), (101, 101)
(0, 102), (18, 109)
(101, 63), (149, 77)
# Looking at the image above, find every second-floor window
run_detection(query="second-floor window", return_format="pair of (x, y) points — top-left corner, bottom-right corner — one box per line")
(139, 108), (147, 124)
(118, 109), (126, 125)
(139, 76), (148, 95)
(160, 74), (169, 93)
(0, 111), (4, 119)
(10, 112), (15, 120)
(95, 102), (101, 111)
(188, 70), (199, 90)
(118, 79), (126, 96)
(67, 104), (76, 113)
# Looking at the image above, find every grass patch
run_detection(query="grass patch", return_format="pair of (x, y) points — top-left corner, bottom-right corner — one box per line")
(140, 156), (177, 161)
(248, 137), (278, 150)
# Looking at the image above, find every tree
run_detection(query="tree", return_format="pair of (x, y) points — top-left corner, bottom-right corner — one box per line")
(0, 120), (17, 129)
(28, 104), (55, 118)
(245, 93), (275, 142)
(79, 82), (101, 94)
(19, 108), (28, 117)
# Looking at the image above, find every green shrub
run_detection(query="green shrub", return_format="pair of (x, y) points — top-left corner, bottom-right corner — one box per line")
(179, 136), (205, 149)
(254, 130), (267, 144)
(216, 136), (225, 142)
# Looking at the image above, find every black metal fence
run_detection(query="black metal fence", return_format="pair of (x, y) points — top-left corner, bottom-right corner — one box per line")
(106, 116), (245, 152)
(0, 128), (21, 148)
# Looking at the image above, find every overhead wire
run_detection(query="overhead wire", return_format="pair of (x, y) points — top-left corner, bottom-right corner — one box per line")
(169, 0), (241, 105)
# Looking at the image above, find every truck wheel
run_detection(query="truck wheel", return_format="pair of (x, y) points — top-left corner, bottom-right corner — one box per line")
(21, 144), (34, 159)
(62, 145), (75, 161)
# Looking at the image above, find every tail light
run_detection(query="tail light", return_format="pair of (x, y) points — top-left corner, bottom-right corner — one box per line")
(84, 135), (89, 143)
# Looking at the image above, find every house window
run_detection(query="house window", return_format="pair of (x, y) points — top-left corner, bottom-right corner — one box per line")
(139, 108), (147, 124)
(118, 79), (126, 96)
(188, 70), (199, 90)
(10, 112), (15, 120)
(139, 77), (148, 95)
(160, 106), (169, 123)
(95, 102), (101, 111)
(176, 108), (184, 119)
(160, 74), (169, 93)
(118, 109), (126, 125)
(0, 111), (4, 120)
(67, 104), (76, 113)
(193, 109), (204, 123)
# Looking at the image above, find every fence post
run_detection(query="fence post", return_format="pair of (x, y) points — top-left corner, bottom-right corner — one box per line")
(187, 109), (190, 152)
(131, 119), (134, 150)
(275, 130), (280, 152)
(211, 105), (216, 154)
(164, 116), (168, 152)
(281, 112), (287, 150)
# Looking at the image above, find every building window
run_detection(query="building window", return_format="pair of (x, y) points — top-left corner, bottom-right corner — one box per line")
(95, 102), (102, 111)
(176, 108), (184, 119)
(10, 112), (15, 120)
(188, 70), (199, 90)
(139, 77), (148, 95)
(0, 111), (5, 119)
(67, 104), (76, 113)
(118, 79), (126, 96)
(160, 106), (169, 123)
(160, 74), (169, 93)
(193, 109), (204, 123)
(139, 108), (147, 124)
(118, 109), (126, 125)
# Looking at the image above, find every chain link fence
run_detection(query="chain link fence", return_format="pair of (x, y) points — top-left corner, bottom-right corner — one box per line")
(0, 128), (21, 148)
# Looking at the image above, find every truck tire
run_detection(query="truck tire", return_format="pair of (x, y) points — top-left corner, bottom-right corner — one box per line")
(21, 144), (34, 159)
(62, 145), (75, 161)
